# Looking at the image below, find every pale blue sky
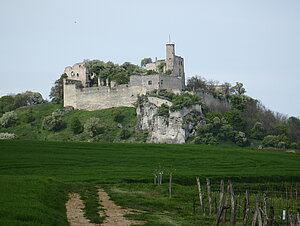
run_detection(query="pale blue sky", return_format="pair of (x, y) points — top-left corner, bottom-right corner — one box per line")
(0, 0), (299, 117)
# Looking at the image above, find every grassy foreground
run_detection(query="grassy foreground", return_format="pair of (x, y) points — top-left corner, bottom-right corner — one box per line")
(0, 140), (299, 225)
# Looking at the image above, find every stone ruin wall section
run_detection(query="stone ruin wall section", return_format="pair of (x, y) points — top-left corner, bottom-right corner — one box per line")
(64, 83), (147, 111)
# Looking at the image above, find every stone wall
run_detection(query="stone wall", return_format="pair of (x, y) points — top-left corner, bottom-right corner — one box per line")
(64, 63), (89, 87)
(64, 81), (148, 110)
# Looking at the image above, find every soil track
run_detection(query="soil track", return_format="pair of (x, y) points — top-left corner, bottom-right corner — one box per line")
(66, 189), (145, 226)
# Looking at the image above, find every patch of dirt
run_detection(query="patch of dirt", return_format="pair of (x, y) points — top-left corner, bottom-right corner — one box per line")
(286, 150), (296, 153)
(66, 193), (97, 226)
(98, 188), (146, 226)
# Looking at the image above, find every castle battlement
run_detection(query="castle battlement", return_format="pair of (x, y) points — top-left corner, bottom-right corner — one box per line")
(63, 44), (185, 111)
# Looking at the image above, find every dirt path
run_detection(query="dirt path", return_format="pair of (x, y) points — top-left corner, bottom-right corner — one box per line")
(98, 188), (145, 226)
(66, 193), (97, 226)
(66, 189), (145, 226)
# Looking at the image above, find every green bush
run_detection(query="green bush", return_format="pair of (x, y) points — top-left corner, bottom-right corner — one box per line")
(170, 93), (201, 112)
(0, 132), (17, 139)
(70, 117), (83, 134)
(157, 104), (170, 117)
(262, 135), (278, 148)
(42, 115), (64, 132)
(0, 111), (18, 128)
(234, 131), (248, 146)
(120, 129), (131, 140)
(84, 117), (105, 137)
(20, 109), (35, 123)
(250, 122), (265, 140)
(113, 112), (125, 123)
(194, 133), (217, 145)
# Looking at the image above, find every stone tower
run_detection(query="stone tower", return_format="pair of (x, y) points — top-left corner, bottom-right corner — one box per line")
(166, 44), (175, 72)
(165, 44), (185, 88)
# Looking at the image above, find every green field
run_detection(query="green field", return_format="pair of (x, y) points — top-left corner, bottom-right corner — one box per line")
(0, 140), (299, 225)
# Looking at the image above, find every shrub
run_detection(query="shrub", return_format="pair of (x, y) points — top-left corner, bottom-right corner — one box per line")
(290, 142), (298, 149)
(194, 133), (217, 145)
(0, 111), (18, 128)
(250, 122), (265, 140)
(262, 135), (278, 148)
(70, 117), (83, 134)
(84, 117), (105, 137)
(113, 111), (125, 123)
(157, 104), (170, 117)
(235, 131), (248, 146)
(170, 93), (201, 111)
(21, 109), (35, 123)
(120, 129), (131, 140)
(42, 115), (64, 132)
(0, 132), (17, 139)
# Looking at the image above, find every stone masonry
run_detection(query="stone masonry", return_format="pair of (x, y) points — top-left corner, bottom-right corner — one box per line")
(63, 44), (185, 111)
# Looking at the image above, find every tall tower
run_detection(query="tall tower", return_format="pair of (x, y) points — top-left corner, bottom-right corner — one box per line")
(165, 44), (175, 73)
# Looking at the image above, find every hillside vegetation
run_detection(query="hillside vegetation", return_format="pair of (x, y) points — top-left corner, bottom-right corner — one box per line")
(0, 104), (141, 142)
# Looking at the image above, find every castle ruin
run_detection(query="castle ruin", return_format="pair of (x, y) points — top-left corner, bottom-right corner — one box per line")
(63, 44), (185, 111)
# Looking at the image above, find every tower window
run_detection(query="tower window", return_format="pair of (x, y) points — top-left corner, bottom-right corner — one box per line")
(148, 81), (152, 85)
(77, 73), (79, 77)
(161, 80), (163, 85)
(71, 71), (74, 76)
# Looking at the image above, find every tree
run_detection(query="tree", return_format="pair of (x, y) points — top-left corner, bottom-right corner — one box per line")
(250, 122), (265, 140)
(42, 115), (64, 132)
(0, 95), (15, 114)
(230, 95), (246, 111)
(14, 91), (44, 108)
(49, 73), (68, 104)
(0, 111), (18, 128)
(70, 117), (83, 134)
(230, 82), (246, 95)
(235, 131), (248, 146)
(140, 58), (152, 67)
(84, 117), (104, 137)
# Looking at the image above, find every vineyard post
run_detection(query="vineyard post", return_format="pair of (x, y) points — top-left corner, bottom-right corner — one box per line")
(206, 178), (213, 216)
(243, 190), (250, 226)
(196, 177), (205, 216)
(263, 196), (268, 226)
(223, 181), (230, 224)
(169, 172), (172, 199)
(230, 181), (235, 226)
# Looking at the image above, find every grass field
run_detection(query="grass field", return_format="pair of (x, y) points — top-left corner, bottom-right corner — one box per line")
(0, 140), (299, 225)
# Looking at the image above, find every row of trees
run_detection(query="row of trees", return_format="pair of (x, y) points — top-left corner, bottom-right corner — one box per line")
(0, 91), (45, 116)
(187, 76), (300, 148)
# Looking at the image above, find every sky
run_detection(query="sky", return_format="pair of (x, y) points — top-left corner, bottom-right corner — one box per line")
(0, 0), (299, 117)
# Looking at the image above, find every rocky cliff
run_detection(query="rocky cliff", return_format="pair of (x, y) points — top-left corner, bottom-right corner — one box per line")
(136, 96), (204, 144)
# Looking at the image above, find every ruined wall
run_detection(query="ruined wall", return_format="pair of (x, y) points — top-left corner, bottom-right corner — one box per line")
(64, 81), (147, 110)
(64, 63), (89, 87)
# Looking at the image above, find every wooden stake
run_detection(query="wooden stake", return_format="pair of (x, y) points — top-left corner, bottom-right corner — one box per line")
(196, 177), (205, 216)
(223, 181), (230, 224)
(270, 206), (275, 226)
(256, 198), (263, 226)
(216, 206), (230, 226)
(206, 178), (213, 216)
(243, 190), (250, 226)
(229, 181), (235, 226)
(169, 172), (172, 199)
(218, 180), (224, 214)
(263, 196), (268, 226)
(252, 198), (259, 226)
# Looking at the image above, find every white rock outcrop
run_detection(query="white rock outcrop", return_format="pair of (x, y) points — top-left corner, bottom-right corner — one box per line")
(137, 96), (203, 144)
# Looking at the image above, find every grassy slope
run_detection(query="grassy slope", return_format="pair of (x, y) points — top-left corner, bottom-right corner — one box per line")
(0, 140), (299, 225)
(0, 104), (139, 142)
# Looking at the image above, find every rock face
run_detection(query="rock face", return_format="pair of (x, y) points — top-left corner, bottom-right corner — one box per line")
(137, 96), (203, 144)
